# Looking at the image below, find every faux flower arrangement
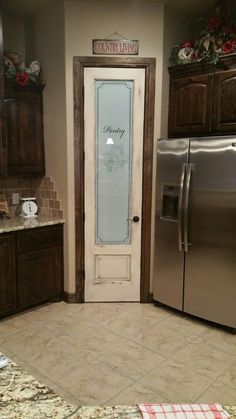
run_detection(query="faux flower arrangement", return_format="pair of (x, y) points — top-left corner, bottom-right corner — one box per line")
(169, 0), (236, 66)
(4, 50), (43, 87)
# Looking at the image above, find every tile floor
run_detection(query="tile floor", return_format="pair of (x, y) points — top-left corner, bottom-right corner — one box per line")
(0, 302), (236, 406)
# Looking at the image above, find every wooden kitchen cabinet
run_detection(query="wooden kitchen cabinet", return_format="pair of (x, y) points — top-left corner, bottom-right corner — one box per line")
(17, 225), (63, 310)
(0, 234), (17, 317)
(212, 69), (236, 134)
(0, 4), (6, 176)
(5, 83), (45, 176)
(0, 224), (63, 319)
(168, 55), (236, 137)
(168, 74), (213, 136)
(0, 118), (6, 175)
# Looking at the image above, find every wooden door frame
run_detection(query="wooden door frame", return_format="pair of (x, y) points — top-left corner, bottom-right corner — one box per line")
(74, 56), (155, 303)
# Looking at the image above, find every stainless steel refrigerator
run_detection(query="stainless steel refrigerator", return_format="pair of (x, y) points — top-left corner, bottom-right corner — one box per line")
(154, 136), (236, 329)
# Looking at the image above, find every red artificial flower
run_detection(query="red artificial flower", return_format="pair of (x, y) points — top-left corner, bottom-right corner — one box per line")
(15, 72), (29, 86)
(179, 40), (194, 49)
(191, 50), (199, 61)
(207, 15), (221, 30)
(221, 40), (236, 54)
(222, 41), (232, 53)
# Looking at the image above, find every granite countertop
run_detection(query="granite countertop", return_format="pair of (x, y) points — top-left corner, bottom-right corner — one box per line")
(0, 353), (236, 419)
(0, 215), (64, 234)
(0, 353), (140, 418)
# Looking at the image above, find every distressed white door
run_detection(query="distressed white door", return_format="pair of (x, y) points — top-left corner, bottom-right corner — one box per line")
(84, 67), (145, 302)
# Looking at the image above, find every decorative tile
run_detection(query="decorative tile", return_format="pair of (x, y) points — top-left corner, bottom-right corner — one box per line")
(0, 175), (63, 219)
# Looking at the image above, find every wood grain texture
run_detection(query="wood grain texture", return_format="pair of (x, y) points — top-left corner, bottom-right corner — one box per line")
(0, 225), (64, 319)
(74, 57), (156, 303)
(0, 233), (17, 318)
(168, 54), (236, 137)
(168, 74), (214, 137)
(0, 1), (6, 176)
(62, 292), (77, 303)
(212, 69), (236, 134)
(168, 54), (236, 78)
(5, 83), (45, 176)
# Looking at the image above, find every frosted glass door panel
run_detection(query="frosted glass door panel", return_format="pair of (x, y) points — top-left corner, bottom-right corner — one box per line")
(96, 80), (133, 244)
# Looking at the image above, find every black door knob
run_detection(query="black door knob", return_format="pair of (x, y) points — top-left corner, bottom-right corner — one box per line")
(132, 216), (140, 223)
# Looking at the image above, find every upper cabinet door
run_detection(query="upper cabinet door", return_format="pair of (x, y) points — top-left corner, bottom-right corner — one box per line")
(0, 118), (4, 175)
(212, 69), (236, 134)
(5, 88), (45, 176)
(168, 74), (214, 137)
(0, 4), (6, 176)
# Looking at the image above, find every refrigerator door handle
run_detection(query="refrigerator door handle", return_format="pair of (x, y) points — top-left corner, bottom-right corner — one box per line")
(184, 163), (193, 252)
(178, 163), (186, 252)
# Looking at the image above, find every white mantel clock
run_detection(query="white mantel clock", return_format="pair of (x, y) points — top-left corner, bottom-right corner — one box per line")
(20, 198), (38, 218)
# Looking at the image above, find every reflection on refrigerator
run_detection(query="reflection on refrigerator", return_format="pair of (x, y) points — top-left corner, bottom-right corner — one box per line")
(154, 137), (236, 329)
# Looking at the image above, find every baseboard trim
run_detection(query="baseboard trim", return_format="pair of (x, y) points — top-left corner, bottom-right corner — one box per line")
(149, 292), (154, 302)
(62, 291), (78, 303)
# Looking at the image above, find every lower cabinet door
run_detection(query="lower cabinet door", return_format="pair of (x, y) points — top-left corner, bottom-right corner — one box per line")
(18, 246), (62, 309)
(0, 235), (17, 317)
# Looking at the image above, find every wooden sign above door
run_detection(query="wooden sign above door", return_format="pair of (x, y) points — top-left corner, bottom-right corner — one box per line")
(93, 39), (139, 55)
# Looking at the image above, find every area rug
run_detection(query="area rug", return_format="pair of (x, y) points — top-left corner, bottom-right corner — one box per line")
(138, 404), (230, 419)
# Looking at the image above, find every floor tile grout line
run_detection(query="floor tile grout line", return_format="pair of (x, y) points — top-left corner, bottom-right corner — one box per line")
(216, 379), (236, 392)
(2, 303), (236, 406)
(188, 329), (236, 357)
(0, 345), (85, 406)
(2, 337), (140, 404)
(130, 331), (220, 393)
(193, 373), (221, 403)
(133, 327), (230, 387)
(102, 380), (143, 405)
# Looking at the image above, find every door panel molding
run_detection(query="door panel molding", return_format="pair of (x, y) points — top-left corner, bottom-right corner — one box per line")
(74, 57), (156, 303)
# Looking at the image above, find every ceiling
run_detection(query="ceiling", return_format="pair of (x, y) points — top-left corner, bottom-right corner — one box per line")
(2, 0), (214, 18)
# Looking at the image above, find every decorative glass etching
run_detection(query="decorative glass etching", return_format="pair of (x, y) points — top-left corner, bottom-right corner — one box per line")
(95, 80), (133, 244)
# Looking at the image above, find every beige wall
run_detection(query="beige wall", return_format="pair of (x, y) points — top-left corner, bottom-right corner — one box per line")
(149, 5), (194, 291)
(33, 1), (69, 291)
(2, 14), (26, 60)
(161, 5), (196, 137)
(65, 0), (165, 293)
(1, 2), (202, 295)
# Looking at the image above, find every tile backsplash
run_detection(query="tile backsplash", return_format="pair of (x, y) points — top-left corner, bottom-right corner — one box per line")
(0, 176), (63, 218)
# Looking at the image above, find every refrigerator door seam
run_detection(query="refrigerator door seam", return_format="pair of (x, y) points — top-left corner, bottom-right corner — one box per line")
(178, 163), (187, 252)
(183, 163), (193, 252)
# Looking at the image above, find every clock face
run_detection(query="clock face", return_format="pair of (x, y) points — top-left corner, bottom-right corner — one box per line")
(22, 200), (38, 217)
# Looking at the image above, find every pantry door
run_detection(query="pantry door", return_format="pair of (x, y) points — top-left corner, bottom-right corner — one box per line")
(84, 67), (145, 302)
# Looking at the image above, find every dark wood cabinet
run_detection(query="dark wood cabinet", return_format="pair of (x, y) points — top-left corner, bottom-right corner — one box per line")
(5, 84), (45, 176)
(0, 234), (17, 316)
(0, 118), (5, 175)
(168, 55), (236, 137)
(0, 224), (63, 319)
(0, 4), (6, 175)
(168, 74), (213, 136)
(212, 69), (236, 134)
(17, 226), (63, 310)
(0, 2), (45, 177)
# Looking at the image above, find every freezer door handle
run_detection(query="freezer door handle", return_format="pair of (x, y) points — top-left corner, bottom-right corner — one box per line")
(178, 163), (186, 252)
(183, 163), (193, 252)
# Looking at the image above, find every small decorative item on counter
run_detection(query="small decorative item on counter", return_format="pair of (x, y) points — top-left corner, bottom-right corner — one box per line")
(0, 194), (10, 218)
(169, 0), (236, 65)
(20, 197), (38, 218)
(4, 50), (44, 86)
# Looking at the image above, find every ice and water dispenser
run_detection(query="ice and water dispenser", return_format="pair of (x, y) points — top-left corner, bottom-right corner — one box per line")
(161, 185), (179, 221)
